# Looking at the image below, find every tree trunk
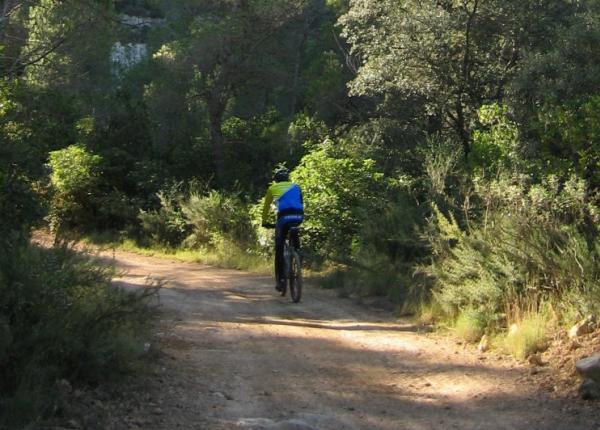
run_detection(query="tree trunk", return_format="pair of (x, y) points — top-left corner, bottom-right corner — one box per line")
(455, 98), (471, 158)
(208, 96), (226, 188)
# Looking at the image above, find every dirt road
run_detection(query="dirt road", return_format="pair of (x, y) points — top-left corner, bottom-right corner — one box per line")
(101, 250), (599, 430)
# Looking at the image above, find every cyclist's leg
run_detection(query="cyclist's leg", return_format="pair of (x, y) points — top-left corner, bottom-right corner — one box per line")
(276, 215), (303, 289)
(274, 221), (285, 289)
(291, 222), (301, 251)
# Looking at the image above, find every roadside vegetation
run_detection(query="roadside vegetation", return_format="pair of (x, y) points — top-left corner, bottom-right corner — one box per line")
(2, 0), (600, 425)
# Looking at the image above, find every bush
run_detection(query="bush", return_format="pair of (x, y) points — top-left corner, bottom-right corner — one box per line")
(48, 144), (103, 232)
(424, 169), (600, 331)
(138, 184), (189, 247)
(181, 189), (256, 249)
(292, 139), (387, 264)
(503, 314), (549, 360)
(341, 192), (427, 302)
(0, 244), (156, 427)
(0, 172), (43, 248)
(138, 184), (257, 253)
(455, 308), (486, 343)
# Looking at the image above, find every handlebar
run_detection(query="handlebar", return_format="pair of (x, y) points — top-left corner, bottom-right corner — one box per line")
(262, 223), (276, 229)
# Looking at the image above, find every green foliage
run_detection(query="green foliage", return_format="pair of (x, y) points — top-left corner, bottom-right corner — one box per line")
(180, 189), (256, 249)
(287, 113), (328, 152)
(0, 173), (43, 248)
(0, 81), (79, 179)
(138, 183), (256, 251)
(344, 191), (427, 302)
(512, 2), (600, 108)
(292, 139), (387, 263)
(533, 96), (600, 188)
(470, 104), (521, 174)
(425, 173), (600, 324)
(338, 0), (559, 149)
(138, 185), (189, 247)
(455, 308), (487, 343)
(23, 0), (115, 93)
(303, 50), (348, 121)
(0, 244), (156, 426)
(502, 315), (549, 360)
(49, 145), (102, 194)
(48, 144), (103, 231)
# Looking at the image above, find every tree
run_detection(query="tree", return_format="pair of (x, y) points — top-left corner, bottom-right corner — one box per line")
(338, 0), (574, 155)
(151, 0), (311, 186)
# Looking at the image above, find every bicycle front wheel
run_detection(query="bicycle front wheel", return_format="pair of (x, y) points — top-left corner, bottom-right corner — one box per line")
(289, 249), (302, 303)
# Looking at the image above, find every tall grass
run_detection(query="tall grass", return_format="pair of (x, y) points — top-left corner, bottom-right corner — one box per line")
(454, 308), (487, 343)
(502, 314), (550, 360)
(83, 231), (271, 273)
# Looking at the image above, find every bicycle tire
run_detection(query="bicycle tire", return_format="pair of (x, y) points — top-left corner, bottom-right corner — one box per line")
(280, 242), (289, 296)
(289, 249), (302, 303)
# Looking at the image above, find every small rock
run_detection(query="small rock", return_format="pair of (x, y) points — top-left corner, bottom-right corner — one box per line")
(569, 340), (582, 351)
(478, 335), (489, 352)
(568, 315), (596, 339)
(528, 353), (544, 366)
(530, 367), (542, 375)
(576, 352), (600, 382)
(579, 379), (600, 400)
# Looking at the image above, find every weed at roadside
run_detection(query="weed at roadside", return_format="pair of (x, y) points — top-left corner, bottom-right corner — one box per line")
(502, 313), (550, 360)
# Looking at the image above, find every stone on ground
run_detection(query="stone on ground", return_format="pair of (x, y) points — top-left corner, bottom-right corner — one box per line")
(568, 315), (596, 339)
(576, 352), (600, 383)
(478, 334), (489, 352)
(579, 379), (600, 400)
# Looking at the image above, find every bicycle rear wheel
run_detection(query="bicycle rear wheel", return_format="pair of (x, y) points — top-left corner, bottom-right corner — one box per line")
(289, 249), (302, 303)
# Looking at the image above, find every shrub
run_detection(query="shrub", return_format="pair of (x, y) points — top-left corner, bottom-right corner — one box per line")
(292, 139), (387, 264)
(138, 184), (189, 247)
(48, 144), (102, 232)
(455, 308), (486, 343)
(503, 314), (549, 360)
(534, 96), (600, 188)
(424, 170), (600, 327)
(181, 189), (256, 249)
(0, 172), (43, 248)
(342, 192), (428, 302)
(0, 244), (156, 427)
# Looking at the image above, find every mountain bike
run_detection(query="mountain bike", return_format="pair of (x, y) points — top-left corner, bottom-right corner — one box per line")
(264, 224), (303, 303)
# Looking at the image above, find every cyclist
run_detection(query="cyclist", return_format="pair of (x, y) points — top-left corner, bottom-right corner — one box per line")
(261, 168), (304, 292)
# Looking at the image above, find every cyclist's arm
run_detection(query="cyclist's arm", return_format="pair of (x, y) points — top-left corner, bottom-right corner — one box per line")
(262, 186), (274, 224)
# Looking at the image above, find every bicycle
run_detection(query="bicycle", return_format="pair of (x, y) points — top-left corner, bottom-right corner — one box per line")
(264, 223), (303, 303)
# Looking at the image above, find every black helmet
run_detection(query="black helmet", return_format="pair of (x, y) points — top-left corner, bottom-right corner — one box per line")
(273, 168), (290, 182)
